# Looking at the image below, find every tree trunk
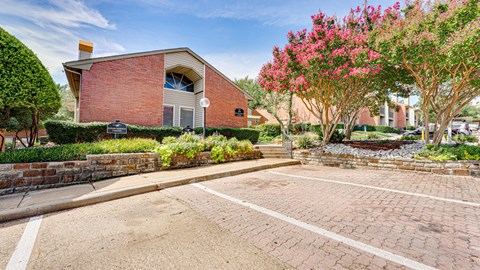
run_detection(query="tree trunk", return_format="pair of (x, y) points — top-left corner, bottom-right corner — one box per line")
(0, 134), (4, 152)
(422, 106), (430, 144)
(15, 131), (28, 148)
(344, 118), (356, 140)
(286, 92), (294, 133)
(28, 111), (40, 147)
(322, 125), (332, 145)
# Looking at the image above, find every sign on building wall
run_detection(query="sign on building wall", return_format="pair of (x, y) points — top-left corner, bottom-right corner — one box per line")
(235, 108), (244, 117)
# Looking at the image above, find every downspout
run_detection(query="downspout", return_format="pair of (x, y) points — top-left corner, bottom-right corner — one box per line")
(64, 66), (82, 123)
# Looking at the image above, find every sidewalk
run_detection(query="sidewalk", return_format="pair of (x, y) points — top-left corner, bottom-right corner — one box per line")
(0, 158), (300, 222)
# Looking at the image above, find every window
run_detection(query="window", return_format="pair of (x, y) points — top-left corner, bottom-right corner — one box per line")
(164, 72), (194, 93)
(180, 107), (194, 128)
(163, 105), (174, 126)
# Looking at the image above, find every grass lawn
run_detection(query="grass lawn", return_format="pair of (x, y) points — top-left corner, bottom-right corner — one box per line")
(350, 131), (394, 140)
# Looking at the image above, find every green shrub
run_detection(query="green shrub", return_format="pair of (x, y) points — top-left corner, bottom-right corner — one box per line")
(292, 122), (312, 134)
(401, 135), (420, 140)
(415, 144), (480, 161)
(203, 134), (228, 151)
(374, 126), (401, 134)
(329, 130), (346, 143)
(453, 134), (478, 144)
(257, 123), (282, 137)
(258, 134), (276, 143)
(161, 136), (177, 144)
(354, 124), (376, 132)
(154, 136), (254, 166)
(209, 138), (253, 164)
(45, 120), (182, 144)
(177, 133), (201, 143)
(193, 127), (260, 143)
(211, 146), (227, 163)
(0, 138), (160, 164)
(367, 133), (380, 139)
(313, 128), (345, 143)
(406, 126), (416, 130)
(309, 124), (322, 135)
(296, 135), (314, 149)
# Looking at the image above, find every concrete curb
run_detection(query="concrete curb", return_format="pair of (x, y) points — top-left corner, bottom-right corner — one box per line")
(0, 160), (300, 222)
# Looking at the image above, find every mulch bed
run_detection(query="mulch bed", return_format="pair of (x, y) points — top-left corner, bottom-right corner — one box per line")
(341, 140), (414, 151)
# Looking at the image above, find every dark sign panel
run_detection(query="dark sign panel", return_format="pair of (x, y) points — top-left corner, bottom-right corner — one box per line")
(107, 120), (127, 134)
(235, 108), (244, 117)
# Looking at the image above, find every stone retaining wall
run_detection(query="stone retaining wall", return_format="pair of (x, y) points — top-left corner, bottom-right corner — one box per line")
(294, 151), (480, 177)
(0, 150), (261, 195)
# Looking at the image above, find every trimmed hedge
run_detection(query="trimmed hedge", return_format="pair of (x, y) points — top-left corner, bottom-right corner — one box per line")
(257, 124), (282, 137)
(193, 127), (260, 143)
(0, 138), (160, 164)
(406, 126), (416, 130)
(354, 125), (400, 133)
(45, 120), (181, 144)
(374, 126), (401, 134)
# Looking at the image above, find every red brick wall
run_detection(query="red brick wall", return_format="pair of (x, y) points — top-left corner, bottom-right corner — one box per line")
(358, 108), (378, 126)
(80, 54), (164, 126)
(204, 66), (248, 128)
(395, 105), (407, 128)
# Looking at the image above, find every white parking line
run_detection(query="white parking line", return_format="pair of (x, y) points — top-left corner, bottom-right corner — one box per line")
(192, 183), (437, 270)
(6, 215), (43, 270)
(268, 171), (480, 207)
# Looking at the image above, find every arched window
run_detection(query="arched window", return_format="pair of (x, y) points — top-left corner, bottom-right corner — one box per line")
(164, 72), (194, 93)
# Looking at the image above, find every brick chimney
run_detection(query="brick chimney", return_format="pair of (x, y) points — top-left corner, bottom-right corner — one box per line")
(78, 40), (93, 60)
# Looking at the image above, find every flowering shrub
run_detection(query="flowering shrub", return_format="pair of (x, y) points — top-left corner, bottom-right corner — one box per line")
(161, 136), (177, 144)
(155, 135), (254, 166)
(258, 5), (400, 145)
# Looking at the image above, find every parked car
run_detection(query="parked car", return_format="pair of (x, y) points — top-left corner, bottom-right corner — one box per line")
(452, 122), (471, 135)
(469, 124), (478, 132)
(404, 123), (458, 136)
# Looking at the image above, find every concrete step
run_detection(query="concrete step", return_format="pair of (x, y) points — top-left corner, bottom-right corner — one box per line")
(255, 145), (291, 159)
(262, 155), (291, 159)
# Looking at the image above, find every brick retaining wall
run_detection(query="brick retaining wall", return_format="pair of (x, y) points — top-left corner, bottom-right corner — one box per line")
(293, 151), (480, 177)
(0, 150), (261, 195)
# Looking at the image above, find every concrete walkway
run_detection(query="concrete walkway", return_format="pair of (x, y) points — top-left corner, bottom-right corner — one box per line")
(0, 158), (300, 222)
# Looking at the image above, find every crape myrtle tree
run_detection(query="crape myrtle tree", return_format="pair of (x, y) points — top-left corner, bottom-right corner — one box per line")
(374, 0), (480, 144)
(235, 76), (294, 130)
(259, 5), (402, 144)
(0, 27), (60, 149)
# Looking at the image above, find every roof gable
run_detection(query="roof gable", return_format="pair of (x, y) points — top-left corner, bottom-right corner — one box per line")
(63, 47), (252, 100)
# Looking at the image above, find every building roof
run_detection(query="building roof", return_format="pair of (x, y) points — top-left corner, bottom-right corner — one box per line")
(63, 47), (253, 100)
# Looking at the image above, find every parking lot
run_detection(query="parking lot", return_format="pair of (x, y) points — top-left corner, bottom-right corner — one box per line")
(2, 165), (480, 269)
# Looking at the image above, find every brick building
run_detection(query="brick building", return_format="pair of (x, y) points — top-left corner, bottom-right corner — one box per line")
(63, 41), (251, 128)
(357, 95), (420, 129)
(255, 94), (420, 130)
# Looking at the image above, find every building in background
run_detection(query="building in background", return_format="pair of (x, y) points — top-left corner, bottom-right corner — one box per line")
(64, 41), (251, 128)
(252, 93), (421, 129)
(357, 95), (421, 129)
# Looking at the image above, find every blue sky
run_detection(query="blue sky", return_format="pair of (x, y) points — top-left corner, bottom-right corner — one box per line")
(0, 0), (399, 85)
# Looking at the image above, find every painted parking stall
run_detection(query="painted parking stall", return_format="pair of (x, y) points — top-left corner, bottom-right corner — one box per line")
(165, 165), (480, 269)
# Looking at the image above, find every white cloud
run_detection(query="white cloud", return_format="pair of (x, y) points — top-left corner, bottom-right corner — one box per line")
(0, 0), (122, 83)
(0, 0), (115, 29)
(140, 0), (318, 26)
(202, 52), (271, 81)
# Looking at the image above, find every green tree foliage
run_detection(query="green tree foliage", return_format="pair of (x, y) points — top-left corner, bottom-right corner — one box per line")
(0, 27), (60, 148)
(374, 0), (480, 145)
(50, 84), (75, 121)
(458, 104), (480, 118)
(234, 76), (294, 130)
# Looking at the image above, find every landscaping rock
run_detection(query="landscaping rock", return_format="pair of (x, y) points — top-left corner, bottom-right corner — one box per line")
(321, 141), (425, 159)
